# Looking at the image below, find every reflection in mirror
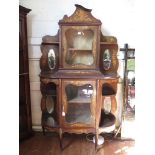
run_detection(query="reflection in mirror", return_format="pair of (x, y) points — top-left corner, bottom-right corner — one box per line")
(103, 49), (111, 70)
(65, 28), (94, 66)
(65, 84), (93, 124)
(46, 96), (54, 114)
(48, 49), (56, 69)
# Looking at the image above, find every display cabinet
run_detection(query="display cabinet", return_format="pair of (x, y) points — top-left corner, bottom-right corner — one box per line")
(40, 4), (119, 148)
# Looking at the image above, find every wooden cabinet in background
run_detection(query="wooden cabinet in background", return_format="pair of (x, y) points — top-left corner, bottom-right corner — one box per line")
(19, 5), (32, 141)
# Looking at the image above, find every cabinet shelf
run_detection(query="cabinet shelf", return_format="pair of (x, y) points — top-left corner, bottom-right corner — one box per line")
(68, 48), (92, 51)
(68, 96), (91, 103)
(66, 48), (93, 66)
(102, 94), (116, 97)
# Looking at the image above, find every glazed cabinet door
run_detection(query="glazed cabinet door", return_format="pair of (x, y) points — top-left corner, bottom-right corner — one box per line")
(61, 79), (96, 128)
(61, 26), (99, 69)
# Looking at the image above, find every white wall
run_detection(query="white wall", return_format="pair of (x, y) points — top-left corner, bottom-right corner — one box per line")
(19, 0), (135, 131)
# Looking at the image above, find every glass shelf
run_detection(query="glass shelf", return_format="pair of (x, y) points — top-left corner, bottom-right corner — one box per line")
(68, 96), (91, 103)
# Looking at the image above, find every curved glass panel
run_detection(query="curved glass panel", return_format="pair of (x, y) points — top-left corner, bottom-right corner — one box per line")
(103, 49), (111, 70)
(46, 96), (54, 114)
(65, 84), (93, 124)
(65, 29), (94, 66)
(48, 49), (56, 69)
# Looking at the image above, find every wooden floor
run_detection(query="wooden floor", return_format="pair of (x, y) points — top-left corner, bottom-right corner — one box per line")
(19, 132), (135, 155)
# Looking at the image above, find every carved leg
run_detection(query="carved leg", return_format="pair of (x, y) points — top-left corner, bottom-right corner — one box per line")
(59, 128), (63, 149)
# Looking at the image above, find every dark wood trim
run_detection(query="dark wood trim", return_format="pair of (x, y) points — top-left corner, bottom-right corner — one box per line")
(19, 5), (31, 14)
(19, 5), (33, 141)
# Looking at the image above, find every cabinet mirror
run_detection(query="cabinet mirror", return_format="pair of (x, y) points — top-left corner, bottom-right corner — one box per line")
(103, 49), (111, 70)
(48, 49), (56, 69)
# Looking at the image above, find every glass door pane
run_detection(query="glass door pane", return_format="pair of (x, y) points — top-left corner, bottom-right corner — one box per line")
(62, 26), (98, 69)
(62, 80), (96, 126)
(65, 28), (94, 66)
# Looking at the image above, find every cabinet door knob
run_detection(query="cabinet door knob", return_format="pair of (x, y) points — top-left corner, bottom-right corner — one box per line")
(62, 106), (65, 116)
(62, 112), (65, 116)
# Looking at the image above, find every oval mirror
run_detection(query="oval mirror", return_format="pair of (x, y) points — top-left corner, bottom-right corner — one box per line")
(48, 49), (56, 69)
(46, 96), (54, 114)
(103, 49), (111, 70)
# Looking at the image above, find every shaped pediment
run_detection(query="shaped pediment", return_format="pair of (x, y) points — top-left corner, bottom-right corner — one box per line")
(59, 4), (101, 25)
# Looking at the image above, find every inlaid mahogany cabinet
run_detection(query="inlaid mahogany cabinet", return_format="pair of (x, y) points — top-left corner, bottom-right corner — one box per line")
(40, 4), (119, 148)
